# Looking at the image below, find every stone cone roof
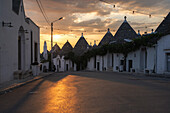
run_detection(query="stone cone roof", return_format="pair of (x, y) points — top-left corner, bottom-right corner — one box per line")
(59, 41), (73, 56)
(73, 33), (89, 56)
(155, 12), (170, 35)
(114, 16), (138, 43)
(52, 43), (61, 58)
(98, 28), (114, 46)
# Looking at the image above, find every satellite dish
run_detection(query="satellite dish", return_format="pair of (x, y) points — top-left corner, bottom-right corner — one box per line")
(124, 39), (133, 42)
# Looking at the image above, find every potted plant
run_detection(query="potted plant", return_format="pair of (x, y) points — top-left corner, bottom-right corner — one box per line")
(31, 62), (40, 76)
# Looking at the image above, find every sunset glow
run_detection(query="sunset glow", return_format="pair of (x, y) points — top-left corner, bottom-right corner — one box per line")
(23, 0), (170, 53)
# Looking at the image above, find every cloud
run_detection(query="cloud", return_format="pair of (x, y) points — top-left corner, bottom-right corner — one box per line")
(23, 0), (170, 52)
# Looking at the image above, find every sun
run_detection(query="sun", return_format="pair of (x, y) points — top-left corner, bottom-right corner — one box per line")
(53, 35), (61, 40)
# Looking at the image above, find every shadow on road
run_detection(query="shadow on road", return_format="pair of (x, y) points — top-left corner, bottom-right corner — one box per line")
(69, 71), (170, 91)
(3, 74), (68, 113)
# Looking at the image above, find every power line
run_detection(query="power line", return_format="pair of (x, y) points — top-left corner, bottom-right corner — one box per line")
(38, 0), (50, 23)
(99, 0), (165, 19)
(40, 39), (65, 45)
(36, 0), (50, 25)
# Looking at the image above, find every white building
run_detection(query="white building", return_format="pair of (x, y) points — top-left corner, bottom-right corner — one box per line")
(156, 35), (170, 74)
(53, 41), (74, 72)
(125, 12), (170, 74)
(0, 0), (40, 83)
(87, 17), (138, 72)
(112, 53), (125, 72)
(73, 33), (89, 70)
(155, 12), (170, 74)
(126, 47), (155, 73)
(43, 41), (48, 60)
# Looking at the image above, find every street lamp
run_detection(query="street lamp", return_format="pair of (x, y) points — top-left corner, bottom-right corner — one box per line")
(51, 17), (64, 71)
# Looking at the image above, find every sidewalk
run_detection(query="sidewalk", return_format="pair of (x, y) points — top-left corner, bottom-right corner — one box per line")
(115, 71), (170, 78)
(0, 72), (54, 95)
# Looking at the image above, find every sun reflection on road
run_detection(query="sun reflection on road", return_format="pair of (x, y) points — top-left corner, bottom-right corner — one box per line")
(41, 75), (78, 113)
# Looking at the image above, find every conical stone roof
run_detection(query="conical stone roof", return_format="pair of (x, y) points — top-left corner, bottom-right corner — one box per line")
(98, 28), (114, 46)
(114, 16), (138, 43)
(155, 12), (170, 35)
(73, 33), (89, 56)
(59, 41), (73, 56)
(52, 43), (61, 58)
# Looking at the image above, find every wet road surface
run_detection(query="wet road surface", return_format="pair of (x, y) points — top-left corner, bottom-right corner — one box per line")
(0, 71), (170, 113)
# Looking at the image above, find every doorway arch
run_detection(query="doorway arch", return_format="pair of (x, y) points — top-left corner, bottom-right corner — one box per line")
(18, 26), (25, 70)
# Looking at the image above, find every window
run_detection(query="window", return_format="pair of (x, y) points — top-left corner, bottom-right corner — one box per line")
(34, 42), (38, 62)
(31, 31), (33, 63)
(120, 60), (124, 65)
(134, 53), (136, 57)
(94, 56), (96, 68)
(12, 0), (21, 15)
(72, 61), (74, 67)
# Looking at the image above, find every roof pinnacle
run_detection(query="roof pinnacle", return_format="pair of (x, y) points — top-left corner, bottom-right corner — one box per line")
(124, 16), (127, 22)
(107, 28), (110, 33)
(81, 33), (84, 37)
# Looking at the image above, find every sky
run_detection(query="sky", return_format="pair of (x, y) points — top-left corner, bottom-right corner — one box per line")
(23, 0), (170, 53)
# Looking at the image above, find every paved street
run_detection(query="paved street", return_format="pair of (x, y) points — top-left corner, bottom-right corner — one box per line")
(0, 72), (170, 113)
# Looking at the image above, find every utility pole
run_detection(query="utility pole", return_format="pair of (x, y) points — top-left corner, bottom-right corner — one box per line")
(50, 17), (63, 71)
(51, 22), (53, 71)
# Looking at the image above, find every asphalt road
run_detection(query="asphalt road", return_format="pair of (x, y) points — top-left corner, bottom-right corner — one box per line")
(0, 71), (170, 113)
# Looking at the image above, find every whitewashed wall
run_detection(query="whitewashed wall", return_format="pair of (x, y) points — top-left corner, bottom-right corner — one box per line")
(146, 47), (155, 71)
(74, 63), (77, 71)
(96, 55), (103, 71)
(103, 55), (107, 71)
(157, 35), (170, 74)
(65, 60), (73, 71)
(126, 50), (141, 72)
(86, 57), (95, 71)
(53, 55), (74, 72)
(113, 53), (124, 72)
(0, 0), (40, 83)
(41, 62), (49, 72)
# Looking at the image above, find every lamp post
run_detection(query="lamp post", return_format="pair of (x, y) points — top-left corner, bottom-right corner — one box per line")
(51, 17), (63, 71)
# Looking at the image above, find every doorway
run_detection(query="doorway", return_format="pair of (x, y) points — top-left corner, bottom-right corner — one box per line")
(128, 60), (133, 72)
(167, 53), (170, 72)
(18, 26), (25, 70)
(18, 36), (21, 70)
(66, 64), (68, 71)
(97, 62), (100, 71)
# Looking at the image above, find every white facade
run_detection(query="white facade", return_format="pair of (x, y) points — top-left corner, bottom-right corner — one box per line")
(96, 55), (103, 71)
(43, 41), (48, 60)
(86, 34), (170, 75)
(125, 35), (170, 74)
(53, 55), (74, 72)
(40, 62), (49, 72)
(0, 0), (40, 83)
(126, 50), (140, 72)
(126, 47), (155, 73)
(86, 57), (96, 71)
(113, 53), (124, 72)
(156, 35), (170, 74)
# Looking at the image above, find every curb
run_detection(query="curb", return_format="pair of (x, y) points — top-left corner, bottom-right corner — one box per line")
(107, 71), (170, 79)
(0, 73), (54, 95)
